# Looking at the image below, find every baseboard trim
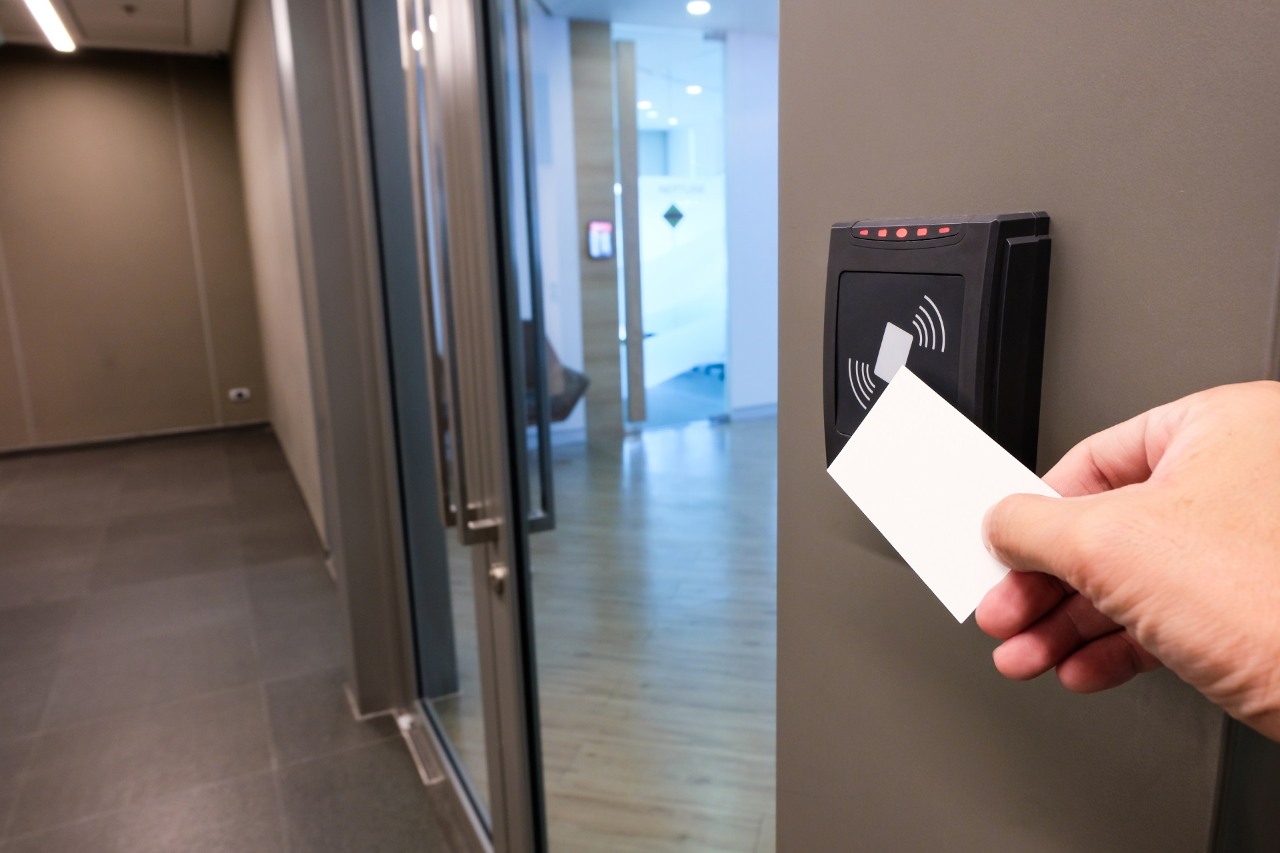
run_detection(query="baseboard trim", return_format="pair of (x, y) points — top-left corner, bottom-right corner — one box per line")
(0, 420), (271, 458)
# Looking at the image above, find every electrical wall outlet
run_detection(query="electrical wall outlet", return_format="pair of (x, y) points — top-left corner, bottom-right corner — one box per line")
(228, 387), (252, 402)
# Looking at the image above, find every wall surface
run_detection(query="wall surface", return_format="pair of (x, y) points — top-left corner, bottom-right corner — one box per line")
(779, 3), (1280, 851)
(725, 31), (778, 415)
(0, 46), (267, 451)
(231, 0), (326, 542)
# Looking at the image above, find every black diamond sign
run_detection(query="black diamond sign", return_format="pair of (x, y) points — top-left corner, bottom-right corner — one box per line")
(663, 205), (684, 228)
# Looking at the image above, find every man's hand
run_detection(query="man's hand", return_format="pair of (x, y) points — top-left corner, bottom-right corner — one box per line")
(977, 381), (1280, 741)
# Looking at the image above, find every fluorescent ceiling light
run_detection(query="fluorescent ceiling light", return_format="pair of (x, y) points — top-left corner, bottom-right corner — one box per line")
(667, 117), (679, 126)
(637, 100), (653, 110)
(22, 0), (75, 52)
(686, 85), (703, 95)
(687, 1), (712, 15)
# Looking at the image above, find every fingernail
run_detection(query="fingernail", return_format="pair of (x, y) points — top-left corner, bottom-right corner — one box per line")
(981, 505), (996, 553)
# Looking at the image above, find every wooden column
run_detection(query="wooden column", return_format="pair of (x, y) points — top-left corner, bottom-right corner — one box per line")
(569, 20), (623, 442)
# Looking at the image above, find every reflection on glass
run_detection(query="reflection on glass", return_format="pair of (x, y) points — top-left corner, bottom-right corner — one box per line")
(426, 530), (490, 813)
(407, 0), (490, 817)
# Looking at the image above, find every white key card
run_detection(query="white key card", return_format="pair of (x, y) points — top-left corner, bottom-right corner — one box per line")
(826, 368), (1059, 621)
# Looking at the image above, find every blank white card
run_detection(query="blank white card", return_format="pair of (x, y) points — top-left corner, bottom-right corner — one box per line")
(826, 368), (1059, 621)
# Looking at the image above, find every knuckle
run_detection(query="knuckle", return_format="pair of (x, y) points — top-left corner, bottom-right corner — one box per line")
(1057, 509), (1117, 578)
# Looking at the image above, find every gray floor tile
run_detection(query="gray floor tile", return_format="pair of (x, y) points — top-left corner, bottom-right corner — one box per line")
(279, 739), (455, 853)
(0, 562), (93, 612)
(2, 773), (285, 853)
(113, 475), (236, 517)
(238, 512), (325, 565)
(68, 570), (250, 650)
(0, 600), (80, 666)
(41, 619), (259, 729)
(0, 522), (104, 570)
(245, 556), (336, 619)
(105, 503), (239, 539)
(0, 660), (57, 745)
(0, 429), (466, 852)
(253, 597), (349, 682)
(0, 736), (36, 838)
(91, 511), (244, 591)
(0, 473), (123, 527)
(265, 667), (397, 766)
(8, 685), (272, 836)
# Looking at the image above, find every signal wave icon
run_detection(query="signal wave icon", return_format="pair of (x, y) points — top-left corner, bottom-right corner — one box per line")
(848, 359), (877, 410)
(911, 295), (947, 352)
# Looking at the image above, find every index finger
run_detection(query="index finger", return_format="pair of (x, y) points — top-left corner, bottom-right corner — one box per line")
(1041, 402), (1180, 497)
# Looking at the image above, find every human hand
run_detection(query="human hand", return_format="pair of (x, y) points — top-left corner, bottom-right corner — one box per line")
(977, 381), (1280, 740)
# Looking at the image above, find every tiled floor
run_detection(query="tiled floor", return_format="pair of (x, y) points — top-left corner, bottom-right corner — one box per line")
(0, 428), (470, 852)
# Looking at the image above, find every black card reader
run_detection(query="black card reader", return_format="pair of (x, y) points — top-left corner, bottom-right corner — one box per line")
(823, 212), (1052, 468)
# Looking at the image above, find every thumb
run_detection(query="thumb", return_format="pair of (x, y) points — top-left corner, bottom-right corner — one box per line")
(983, 492), (1099, 591)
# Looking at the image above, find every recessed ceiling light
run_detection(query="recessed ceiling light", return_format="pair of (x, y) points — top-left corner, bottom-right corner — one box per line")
(637, 100), (653, 111)
(646, 110), (659, 119)
(22, 0), (76, 52)
(428, 14), (439, 33)
(410, 30), (424, 51)
(668, 117), (679, 126)
(687, 1), (711, 16)
(686, 85), (703, 96)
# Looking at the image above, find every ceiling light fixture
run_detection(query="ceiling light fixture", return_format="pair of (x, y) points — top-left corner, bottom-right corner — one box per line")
(428, 14), (439, 33)
(687, 1), (712, 15)
(646, 110), (659, 119)
(686, 85), (703, 95)
(410, 30), (424, 51)
(637, 100), (653, 110)
(668, 117), (679, 126)
(22, 0), (75, 52)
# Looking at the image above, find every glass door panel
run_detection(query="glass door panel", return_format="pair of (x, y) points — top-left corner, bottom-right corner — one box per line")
(403, 0), (546, 848)
(501, 5), (780, 852)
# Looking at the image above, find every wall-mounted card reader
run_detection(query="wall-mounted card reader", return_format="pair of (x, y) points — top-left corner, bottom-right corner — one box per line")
(823, 212), (1052, 468)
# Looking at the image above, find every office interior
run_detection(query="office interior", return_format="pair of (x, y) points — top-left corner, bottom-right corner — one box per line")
(3, 0), (1280, 852)
(0, 0), (778, 850)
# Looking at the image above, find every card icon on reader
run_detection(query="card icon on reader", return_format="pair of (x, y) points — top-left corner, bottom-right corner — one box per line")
(873, 322), (914, 384)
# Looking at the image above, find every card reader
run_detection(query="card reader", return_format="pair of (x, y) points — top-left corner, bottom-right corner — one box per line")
(823, 212), (1052, 468)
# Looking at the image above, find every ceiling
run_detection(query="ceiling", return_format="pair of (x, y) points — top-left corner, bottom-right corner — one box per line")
(542, 0), (776, 35)
(0, 0), (776, 62)
(0, 0), (239, 54)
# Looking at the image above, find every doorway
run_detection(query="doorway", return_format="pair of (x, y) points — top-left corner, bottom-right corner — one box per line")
(369, 0), (780, 849)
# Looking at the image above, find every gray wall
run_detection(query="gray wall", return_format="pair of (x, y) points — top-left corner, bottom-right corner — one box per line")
(0, 47), (267, 451)
(231, 0), (327, 543)
(778, 3), (1280, 851)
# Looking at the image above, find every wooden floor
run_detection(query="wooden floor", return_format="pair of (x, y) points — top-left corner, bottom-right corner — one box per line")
(432, 417), (777, 852)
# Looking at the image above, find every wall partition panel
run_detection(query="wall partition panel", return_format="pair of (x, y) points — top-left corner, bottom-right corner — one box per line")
(777, 3), (1280, 850)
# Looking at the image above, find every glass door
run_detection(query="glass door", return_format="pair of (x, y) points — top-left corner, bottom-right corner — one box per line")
(384, 0), (549, 849)
(373, 0), (777, 849)
(479, 2), (779, 851)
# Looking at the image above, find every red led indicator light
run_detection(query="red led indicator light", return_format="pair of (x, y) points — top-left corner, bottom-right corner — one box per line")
(877, 228), (888, 237)
(916, 227), (928, 237)
(858, 228), (870, 236)
(895, 227), (908, 238)
(938, 226), (952, 234)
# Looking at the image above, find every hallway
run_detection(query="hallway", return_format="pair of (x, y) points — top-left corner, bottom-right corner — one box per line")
(0, 429), (467, 851)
